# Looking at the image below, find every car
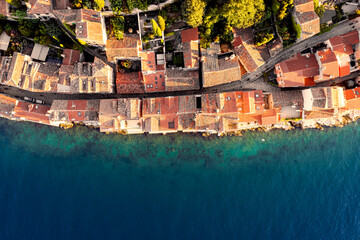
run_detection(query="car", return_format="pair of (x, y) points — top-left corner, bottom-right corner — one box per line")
(35, 99), (45, 104)
(24, 97), (36, 103)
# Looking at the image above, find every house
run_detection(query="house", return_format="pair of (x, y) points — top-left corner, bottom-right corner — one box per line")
(314, 48), (339, 83)
(233, 27), (266, 73)
(54, 9), (107, 47)
(344, 87), (360, 110)
(0, 0), (10, 18)
(0, 32), (10, 51)
(142, 96), (179, 134)
(99, 98), (142, 133)
(49, 99), (100, 126)
(302, 86), (345, 111)
(180, 28), (199, 69)
(275, 52), (319, 87)
(62, 49), (81, 65)
(178, 95), (199, 131)
(293, 0), (320, 40)
(58, 56), (114, 93)
(165, 68), (199, 91)
(26, 0), (54, 20)
(139, 51), (166, 92)
(13, 100), (51, 125)
(106, 34), (142, 62)
(202, 49), (242, 87)
(0, 94), (17, 119)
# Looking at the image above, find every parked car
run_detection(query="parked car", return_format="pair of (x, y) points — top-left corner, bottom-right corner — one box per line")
(24, 97), (45, 105)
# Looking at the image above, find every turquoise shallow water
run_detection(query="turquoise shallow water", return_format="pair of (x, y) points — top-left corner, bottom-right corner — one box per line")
(1, 118), (360, 239)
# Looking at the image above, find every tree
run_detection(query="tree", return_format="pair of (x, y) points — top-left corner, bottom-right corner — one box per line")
(151, 19), (162, 37)
(222, 0), (265, 28)
(34, 35), (52, 45)
(94, 0), (105, 10)
(314, 0), (325, 17)
(18, 20), (37, 37)
(13, 9), (27, 20)
(110, 15), (124, 39)
(277, 0), (293, 21)
(292, 16), (301, 39)
(158, 16), (165, 31)
(182, 0), (205, 27)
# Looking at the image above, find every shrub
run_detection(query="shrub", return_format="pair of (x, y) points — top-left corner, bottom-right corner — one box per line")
(94, 0), (105, 10)
(110, 15), (125, 39)
(292, 16), (301, 39)
(165, 32), (175, 37)
(158, 16), (165, 31)
(18, 20), (37, 37)
(13, 9), (27, 19)
(151, 19), (162, 37)
(255, 33), (274, 46)
(34, 35), (52, 45)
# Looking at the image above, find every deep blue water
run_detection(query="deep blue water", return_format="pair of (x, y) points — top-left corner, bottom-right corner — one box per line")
(1, 118), (360, 239)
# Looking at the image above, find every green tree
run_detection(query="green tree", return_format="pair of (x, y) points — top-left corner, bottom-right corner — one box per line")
(222, 0), (265, 28)
(272, 0), (280, 15)
(255, 32), (274, 46)
(158, 16), (165, 31)
(94, 0), (105, 10)
(18, 20), (37, 37)
(151, 19), (162, 37)
(277, 0), (293, 21)
(182, 0), (205, 27)
(314, 0), (325, 17)
(34, 35), (52, 45)
(13, 9), (27, 19)
(110, 15), (124, 39)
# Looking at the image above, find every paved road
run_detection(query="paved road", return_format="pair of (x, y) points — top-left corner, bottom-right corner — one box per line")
(209, 17), (360, 92)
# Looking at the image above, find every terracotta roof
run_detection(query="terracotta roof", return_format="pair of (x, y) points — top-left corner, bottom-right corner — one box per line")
(317, 49), (339, 82)
(143, 71), (165, 92)
(203, 56), (241, 87)
(0, 94), (16, 118)
(13, 101), (50, 124)
(275, 53), (319, 87)
(54, 0), (71, 9)
(99, 98), (141, 132)
(342, 31), (360, 46)
(165, 68), (199, 91)
(344, 87), (360, 110)
(0, 1), (10, 17)
(28, 0), (52, 15)
(62, 49), (80, 65)
(49, 100), (99, 123)
(106, 34), (141, 62)
(261, 109), (280, 126)
(116, 71), (144, 94)
(296, 11), (319, 24)
(183, 41), (199, 68)
(139, 51), (156, 72)
(181, 28), (198, 43)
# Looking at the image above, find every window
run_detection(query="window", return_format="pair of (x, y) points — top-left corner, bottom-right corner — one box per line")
(156, 86), (158, 89)
(168, 122), (175, 129)
(255, 94), (259, 98)
(160, 75), (162, 78)
(162, 82), (164, 86)
(78, 112), (81, 116)
(237, 95), (241, 99)
(155, 77), (157, 80)
(256, 106), (260, 110)
(155, 81), (157, 84)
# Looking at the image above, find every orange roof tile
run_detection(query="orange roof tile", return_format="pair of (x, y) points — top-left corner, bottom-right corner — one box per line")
(13, 101), (50, 124)
(181, 28), (198, 43)
(143, 71), (165, 92)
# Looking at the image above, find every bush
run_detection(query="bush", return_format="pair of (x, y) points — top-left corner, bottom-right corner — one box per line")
(314, 0), (325, 17)
(151, 19), (162, 37)
(13, 9), (27, 19)
(158, 16), (165, 31)
(94, 0), (105, 10)
(165, 32), (175, 37)
(292, 16), (301, 39)
(34, 35), (52, 45)
(110, 15), (125, 39)
(255, 32), (274, 46)
(18, 20), (37, 37)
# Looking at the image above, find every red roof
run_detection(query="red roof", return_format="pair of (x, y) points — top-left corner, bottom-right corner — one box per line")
(13, 101), (50, 124)
(143, 71), (165, 92)
(62, 49), (80, 65)
(116, 72), (144, 94)
(181, 28), (198, 43)
(341, 31), (359, 46)
(317, 49), (339, 81)
(139, 51), (156, 72)
(275, 53), (319, 87)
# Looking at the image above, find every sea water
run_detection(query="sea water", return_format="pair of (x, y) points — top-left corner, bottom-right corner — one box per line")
(0, 118), (360, 239)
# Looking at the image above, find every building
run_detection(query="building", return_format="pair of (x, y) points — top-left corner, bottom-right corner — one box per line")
(0, 0), (10, 18)
(26, 0), (54, 20)
(344, 87), (360, 110)
(275, 52), (319, 87)
(13, 100), (51, 125)
(30, 44), (50, 61)
(142, 96), (179, 134)
(54, 9), (107, 47)
(0, 94), (17, 119)
(106, 34), (142, 62)
(99, 98), (142, 133)
(202, 47), (242, 87)
(293, 0), (320, 40)
(180, 28), (199, 69)
(49, 100), (100, 126)
(0, 32), (10, 51)
(233, 27), (266, 73)
(62, 49), (81, 65)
